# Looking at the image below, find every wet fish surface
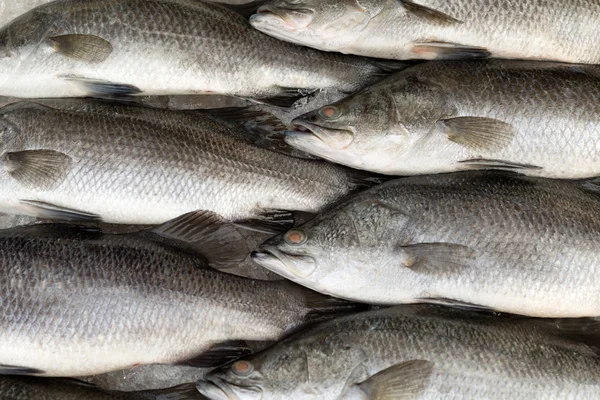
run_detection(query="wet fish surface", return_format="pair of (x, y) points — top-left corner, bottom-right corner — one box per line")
(253, 171), (600, 317)
(0, 0), (402, 101)
(198, 305), (600, 399)
(0, 213), (361, 376)
(0, 376), (204, 399)
(286, 60), (600, 178)
(251, 0), (600, 63)
(0, 99), (373, 224)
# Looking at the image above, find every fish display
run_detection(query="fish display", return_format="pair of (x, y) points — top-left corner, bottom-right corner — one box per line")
(0, 0), (403, 101)
(0, 376), (204, 400)
(198, 305), (600, 399)
(250, 0), (600, 63)
(0, 99), (374, 224)
(0, 212), (361, 376)
(253, 171), (600, 317)
(285, 60), (600, 178)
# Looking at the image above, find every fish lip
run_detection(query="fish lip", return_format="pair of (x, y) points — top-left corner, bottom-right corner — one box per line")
(197, 377), (240, 400)
(252, 5), (314, 30)
(252, 247), (316, 278)
(287, 120), (353, 150)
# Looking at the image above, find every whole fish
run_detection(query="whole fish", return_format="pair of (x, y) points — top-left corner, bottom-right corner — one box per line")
(252, 171), (600, 317)
(286, 60), (600, 178)
(0, 99), (373, 225)
(0, 0), (402, 101)
(0, 212), (361, 376)
(0, 376), (204, 400)
(250, 0), (600, 63)
(198, 306), (600, 400)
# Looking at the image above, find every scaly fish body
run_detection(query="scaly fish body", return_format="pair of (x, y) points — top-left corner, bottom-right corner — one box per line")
(286, 61), (600, 179)
(251, 0), (600, 62)
(199, 306), (600, 399)
(0, 0), (396, 99)
(0, 219), (356, 376)
(253, 172), (600, 317)
(0, 99), (362, 224)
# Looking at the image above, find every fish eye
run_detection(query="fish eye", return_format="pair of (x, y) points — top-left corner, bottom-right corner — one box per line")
(232, 360), (254, 377)
(319, 106), (341, 120)
(284, 229), (307, 245)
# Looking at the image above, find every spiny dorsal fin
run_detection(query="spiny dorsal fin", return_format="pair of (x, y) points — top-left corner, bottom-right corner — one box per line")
(151, 211), (249, 269)
(50, 34), (113, 63)
(2, 150), (72, 190)
(357, 360), (434, 400)
(441, 116), (515, 151)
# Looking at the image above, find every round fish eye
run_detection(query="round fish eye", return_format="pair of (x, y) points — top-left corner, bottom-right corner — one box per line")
(319, 106), (340, 119)
(232, 360), (254, 377)
(284, 229), (307, 246)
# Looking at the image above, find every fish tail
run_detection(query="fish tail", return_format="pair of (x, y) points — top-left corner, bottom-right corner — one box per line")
(285, 282), (369, 324)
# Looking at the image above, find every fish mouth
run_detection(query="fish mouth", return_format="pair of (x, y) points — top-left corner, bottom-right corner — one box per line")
(285, 120), (354, 150)
(197, 377), (240, 400)
(251, 247), (316, 278)
(251, 5), (315, 31)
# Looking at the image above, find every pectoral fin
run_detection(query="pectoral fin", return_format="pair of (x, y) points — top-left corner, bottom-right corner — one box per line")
(459, 158), (542, 171)
(178, 340), (251, 368)
(16, 200), (101, 222)
(62, 76), (142, 96)
(2, 150), (72, 190)
(151, 210), (249, 269)
(352, 360), (434, 400)
(50, 34), (113, 63)
(400, 242), (476, 275)
(0, 364), (44, 375)
(441, 116), (515, 151)
(412, 41), (490, 60)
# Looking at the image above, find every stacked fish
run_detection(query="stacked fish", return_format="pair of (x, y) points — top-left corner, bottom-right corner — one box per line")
(0, 0), (600, 398)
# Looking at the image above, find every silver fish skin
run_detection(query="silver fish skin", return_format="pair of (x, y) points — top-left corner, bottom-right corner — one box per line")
(252, 171), (600, 318)
(286, 60), (600, 179)
(0, 376), (204, 400)
(250, 0), (600, 62)
(0, 0), (400, 100)
(0, 217), (359, 376)
(198, 306), (600, 400)
(0, 99), (368, 224)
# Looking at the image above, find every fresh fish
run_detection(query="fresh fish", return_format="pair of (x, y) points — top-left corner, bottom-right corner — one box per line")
(250, 0), (600, 63)
(252, 171), (600, 317)
(198, 305), (600, 400)
(0, 0), (403, 102)
(0, 99), (375, 225)
(0, 212), (363, 376)
(286, 60), (600, 178)
(0, 376), (204, 400)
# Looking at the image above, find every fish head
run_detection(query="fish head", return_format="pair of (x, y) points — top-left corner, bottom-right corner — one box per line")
(285, 76), (449, 173)
(252, 197), (408, 292)
(199, 348), (312, 400)
(250, 0), (384, 51)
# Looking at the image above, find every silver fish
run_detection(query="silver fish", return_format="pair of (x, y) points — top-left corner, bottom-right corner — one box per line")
(250, 0), (600, 62)
(0, 376), (204, 400)
(0, 0), (402, 101)
(0, 99), (373, 225)
(198, 306), (600, 400)
(252, 171), (600, 317)
(0, 212), (361, 376)
(286, 60), (600, 178)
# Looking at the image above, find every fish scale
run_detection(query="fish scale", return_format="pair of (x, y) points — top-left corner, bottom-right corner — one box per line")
(200, 306), (600, 399)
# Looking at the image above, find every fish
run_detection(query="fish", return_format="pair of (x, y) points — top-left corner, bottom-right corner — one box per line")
(250, 0), (600, 63)
(198, 305), (600, 400)
(252, 171), (600, 318)
(0, 0), (404, 102)
(0, 211), (364, 376)
(0, 99), (377, 225)
(285, 60), (600, 178)
(0, 376), (205, 400)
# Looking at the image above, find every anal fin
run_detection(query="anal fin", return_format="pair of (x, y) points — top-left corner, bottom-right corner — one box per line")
(234, 210), (295, 234)
(416, 297), (497, 313)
